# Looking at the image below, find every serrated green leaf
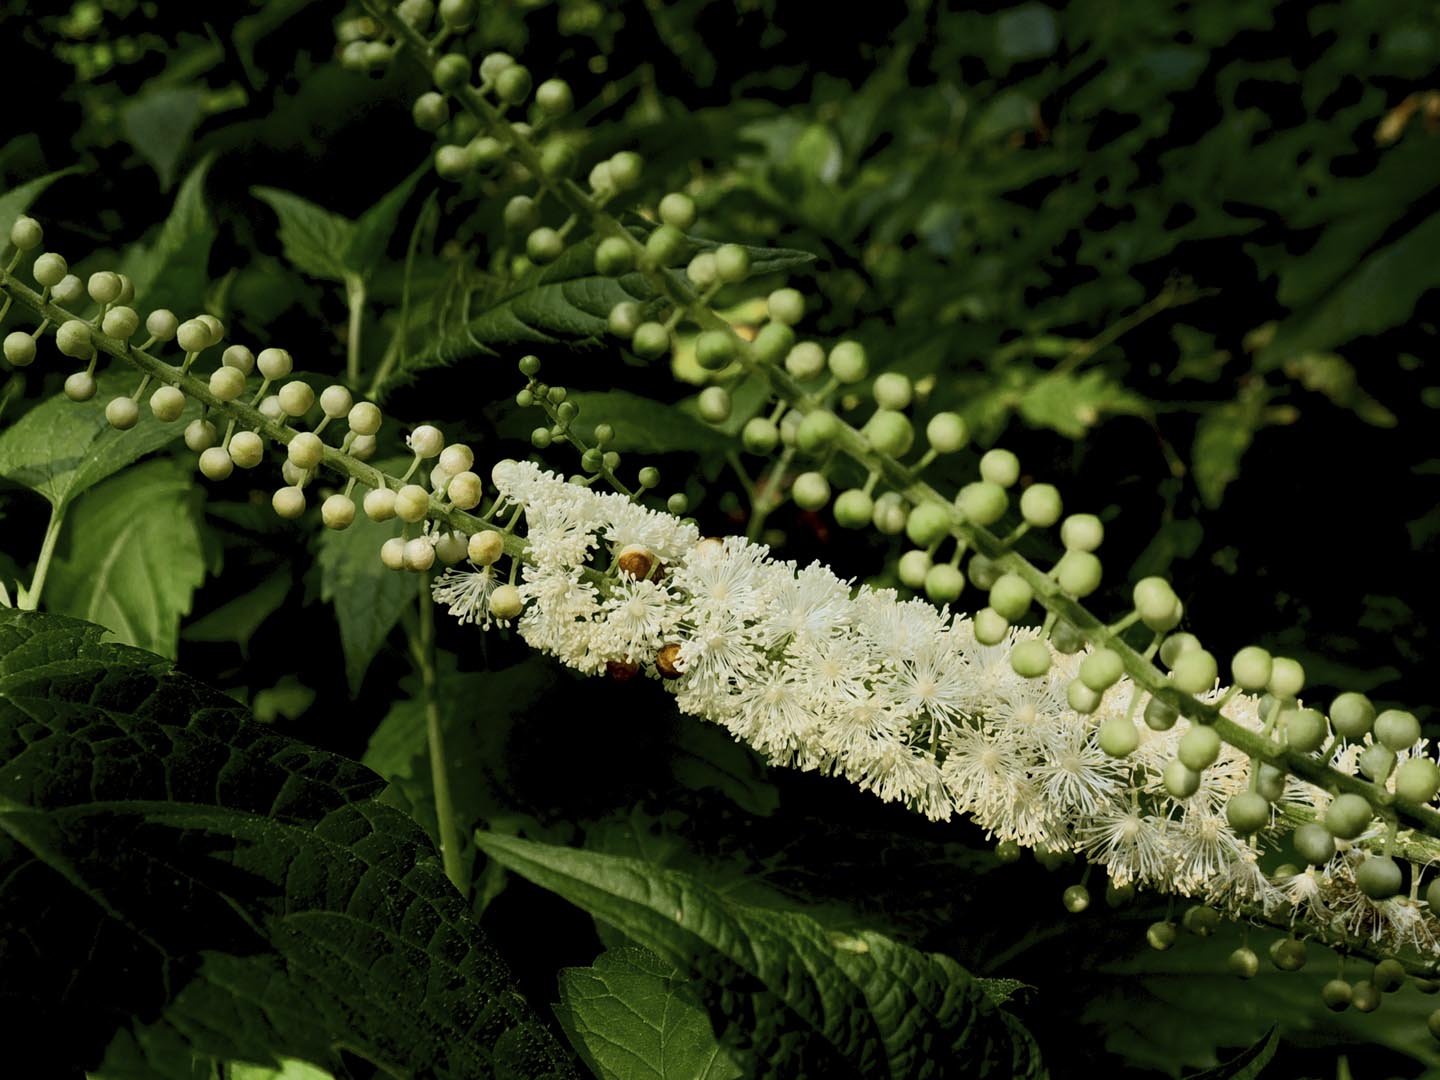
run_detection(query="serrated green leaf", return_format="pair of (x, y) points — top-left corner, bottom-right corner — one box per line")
(346, 163), (427, 275)
(0, 368), (196, 509)
(181, 569), (291, 650)
(1017, 370), (1146, 439)
(555, 946), (743, 1080)
(475, 830), (1045, 1080)
(119, 157), (217, 318)
(0, 167), (81, 246)
(252, 187), (355, 283)
(0, 609), (576, 1080)
(1191, 400), (1262, 509)
(386, 231), (813, 393)
(45, 459), (206, 659)
(1186, 1026), (1278, 1080)
(120, 87), (205, 190)
(316, 510), (410, 696)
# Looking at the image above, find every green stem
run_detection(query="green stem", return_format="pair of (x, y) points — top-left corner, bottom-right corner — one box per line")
(416, 570), (468, 898)
(345, 273), (366, 388)
(20, 503), (66, 611)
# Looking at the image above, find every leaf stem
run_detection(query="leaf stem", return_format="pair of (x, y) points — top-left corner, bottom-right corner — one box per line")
(346, 273), (366, 388)
(417, 569), (467, 898)
(21, 503), (66, 611)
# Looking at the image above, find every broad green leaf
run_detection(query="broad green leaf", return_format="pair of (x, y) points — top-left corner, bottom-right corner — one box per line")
(119, 157), (217, 318)
(316, 507), (410, 696)
(995, 4), (1058, 60)
(387, 231), (813, 393)
(0, 609), (576, 1080)
(669, 722), (778, 817)
(120, 87), (205, 190)
(1016, 370), (1146, 439)
(0, 167), (81, 244)
(225, 1059), (333, 1080)
(555, 947), (742, 1080)
(0, 368), (196, 509)
(475, 830), (1045, 1080)
(46, 459), (206, 659)
(1187, 1026), (1278, 1080)
(346, 163), (427, 274)
(1191, 392), (1267, 509)
(181, 568), (291, 651)
(252, 187), (356, 283)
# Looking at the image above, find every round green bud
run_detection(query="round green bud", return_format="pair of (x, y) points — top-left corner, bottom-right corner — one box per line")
(1267, 656), (1305, 699)
(1060, 513), (1103, 552)
(989, 573), (1033, 622)
(1079, 649), (1124, 692)
(468, 530), (505, 565)
(956, 481), (1008, 527)
(478, 50), (515, 82)
(658, 192), (696, 230)
(184, 419), (216, 453)
(198, 446), (233, 480)
(632, 322), (670, 360)
(592, 423), (614, 447)
(1144, 696), (1178, 731)
(176, 319), (210, 354)
(287, 432), (324, 470)
(768, 288), (805, 326)
(925, 564), (965, 604)
(539, 140), (577, 179)
(905, 503), (951, 547)
(1359, 743), (1397, 783)
(1183, 905), (1222, 936)
(1054, 550), (1102, 597)
(872, 492), (907, 534)
(3, 331), (36, 367)
(257, 347), (292, 380)
(1228, 947), (1259, 979)
(995, 839), (1022, 864)
(470, 136), (505, 167)
(144, 311), (177, 344)
(1067, 679), (1101, 714)
(434, 143), (475, 181)
(526, 227), (563, 264)
(795, 410), (841, 454)
(1324, 793), (1374, 840)
(1395, 757), (1440, 804)
(608, 151), (643, 191)
(1375, 709), (1421, 751)
(1062, 884), (1090, 914)
(1018, 483), (1062, 528)
(33, 251), (67, 287)
(87, 270), (122, 305)
(1146, 922), (1177, 951)
(693, 330), (739, 372)
(1293, 822), (1335, 865)
(530, 427), (552, 449)
(1374, 959), (1407, 994)
(148, 385), (186, 422)
(1170, 649), (1218, 695)
(412, 91), (449, 131)
(363, 488), (397, 522)
(685, 252), (718, 287)
(101, 305), (140, 342)
(897, 550), (931, 588)
(503, 196), (541, 235)
(979, 448), (1020, 488)
(271, 486), (305, 520)
(394, 483), (431, 523)
(1011, 639), (1052, 678)
(278, 380), (315, 418)
(1357, 856), (1403, 900)
(924, 412), (967, 454)
(433, 53), (470, 91)
(586, 237), (634, 278)
(785, 342), (826, 380)
(1282, 708), (1327, 753)
(603, 450), (621, 472)
(1329, 692), (1375, 739)
(1230, 646), (1272, 691)
(1133, 577), (1180, 630)
(833, 489), (874, 529)
(345, 402), (381, 438)
(379, 537), (407, 572)
(580, 448), (603, 473)
(54, 319), (93, 361)
(52, 274), (83, 305)
(1226, 792), (1270, 835)
(792, 471), (830, 511)
(714, 244), (750, 283)
(1256, 763), (1286, 802)
(494, 64), (532, 105)
(742, 417), (779, 454)
(403, 536), (435, 572)
(105, 396), (139, 430)
(229, 431), (264, 468)
(209, 366), (246, 402)
(608, 301), (641, 339)
(1099, 715), (1140, 758)
(828, 340), (868, 383)
(1158, 633), (1200, 668)
(973, 607), (1009, 646)
(1268, 938), (1307, 972)
(322, 494), (356, 530)
(752, 321), (795, 365)
(1321, 979), (1353, 1012)
(534, 77), (573, 116)
(966, 553), (1001, 590)
(1163, 758), (1201, 798)
(1177, 725), (1221, 771)
(697, 387), (731, 423)
(1050, 620), (1084, 655)
(872, 372), (912, 410)
(863, 409), (914, 457)
(9, 215), (42, 251)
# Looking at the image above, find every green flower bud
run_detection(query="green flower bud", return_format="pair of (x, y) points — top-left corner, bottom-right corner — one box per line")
(658, 192), (696, 230)
(872, 372), (912, 410)
(834, 489), (874, 529)
(863, 409), (914, 457)
(1019, 483), (1062, 527)
(956, 481), (1007, 526)
(792, 471), (830, 511)
(979, 448), (1020, 488)
(828, 340), (868, 383)
(767, 288), (805, 326)
(742, 416), (779, 454)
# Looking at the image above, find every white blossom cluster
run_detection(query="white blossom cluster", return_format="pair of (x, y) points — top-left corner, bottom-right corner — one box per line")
(433, 460), (1440, 958)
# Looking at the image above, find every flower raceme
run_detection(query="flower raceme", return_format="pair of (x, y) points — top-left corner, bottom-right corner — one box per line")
(433, 460), (1440, 959)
